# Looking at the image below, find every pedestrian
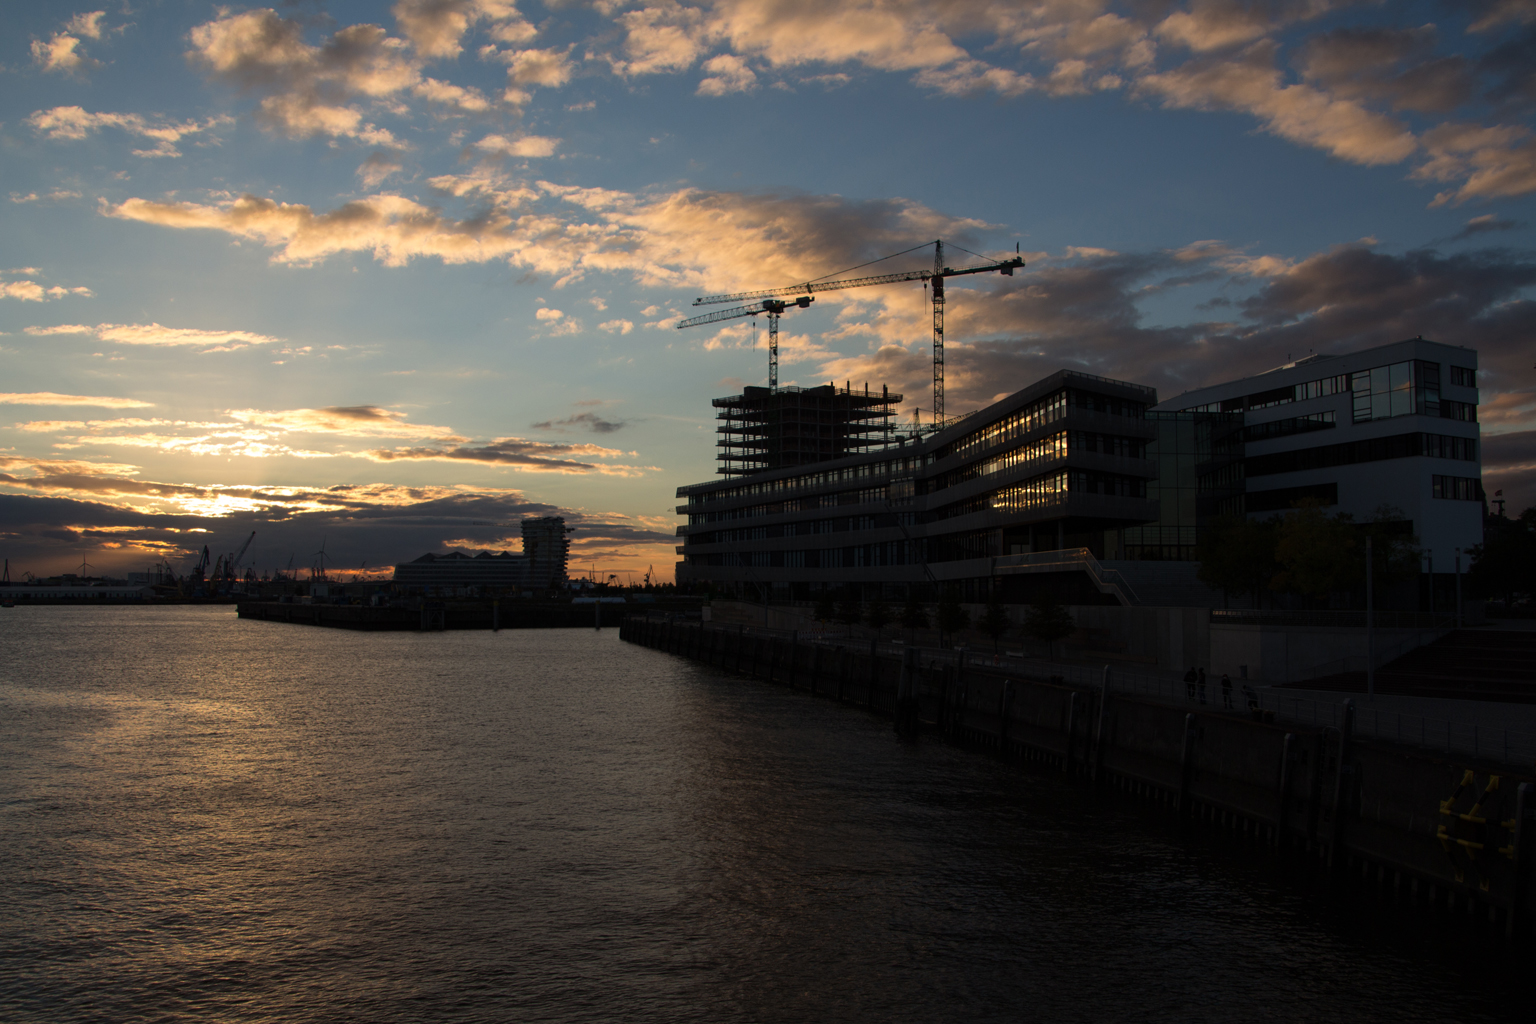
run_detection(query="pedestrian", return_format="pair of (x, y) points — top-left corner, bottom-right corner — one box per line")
(1197, 668), (1207, 705)
(1184, 666), (1197, 701)
(1221, 672), (1233, 709)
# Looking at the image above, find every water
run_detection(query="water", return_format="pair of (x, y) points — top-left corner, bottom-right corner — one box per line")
(0, 606), (1524, 1022)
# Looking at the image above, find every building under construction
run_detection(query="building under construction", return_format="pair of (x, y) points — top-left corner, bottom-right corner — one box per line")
(713, 383), (902, 477)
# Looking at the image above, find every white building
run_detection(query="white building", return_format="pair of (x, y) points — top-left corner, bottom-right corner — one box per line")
(1155, 338), (1482, 559)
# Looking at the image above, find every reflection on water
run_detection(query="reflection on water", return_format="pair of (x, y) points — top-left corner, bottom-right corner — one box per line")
(0, 606), (1523, 1022)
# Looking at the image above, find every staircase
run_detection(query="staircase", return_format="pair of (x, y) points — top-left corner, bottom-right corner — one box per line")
(1099, 560), (1226, 608)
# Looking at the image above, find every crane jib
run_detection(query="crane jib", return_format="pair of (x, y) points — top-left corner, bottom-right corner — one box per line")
(690, 257), (1023, 306)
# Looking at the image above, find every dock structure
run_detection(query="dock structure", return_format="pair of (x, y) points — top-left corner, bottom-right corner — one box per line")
(236, 599), (627, 631)
(621, 614), (1536, 941)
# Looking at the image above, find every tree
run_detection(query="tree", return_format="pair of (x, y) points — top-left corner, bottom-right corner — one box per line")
(813, 588), (837, 624)
(866, 596), (892, 635)
(1272, 503), (1359, 603)
(899, 590), (929, 638)
(1023, 595), (1076, 660)
(1196, 513), (1279, 607)
(936, 586), (970, 644)
(1361, 504), (1421, 602)
(980, 589), (1010, 653)
(1468, 506), (1536, 609)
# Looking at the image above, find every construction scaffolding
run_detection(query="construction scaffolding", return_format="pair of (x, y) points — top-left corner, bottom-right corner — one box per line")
(713, 383), (902, 477)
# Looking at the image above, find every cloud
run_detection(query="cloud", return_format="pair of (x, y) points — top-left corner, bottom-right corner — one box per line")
(1292, 27), (1473, 115)
(31, 11), (106, 74)
(393, 0), (533, 59)
(598, 318), (634, 334)
(1137, 43), (1418, 166)
(362, 437), (648, 474)
(187, 10), (417, 144)
(0, 277), (92, 302)
(531, 411), (626, 434)
(499, 47), (574, 104)
(473, 133), (561, 158)
(23, 323), (284, 349)
(535, 307), (563, 321)
(1154, 0), (1341, 53)
(225, 406), (465, 440)
(0, 392), (152, 408)
(1415, 121), (1536, 205)
(697, 53), (757, 95)
(1469, 0), (1536, 33)
(413, 77), (493, 112)
(27, 106), (233, 158)
(10, 190), (82, 204)
(1450, 213), (1525, 241)
(357, 150), (405, 188)
(104, 183), (987, 291)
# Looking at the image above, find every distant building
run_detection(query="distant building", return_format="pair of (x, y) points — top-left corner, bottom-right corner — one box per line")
(393, 517), (572, 592)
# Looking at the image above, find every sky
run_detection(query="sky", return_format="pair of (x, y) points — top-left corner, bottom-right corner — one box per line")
(2, 0), (1535, 583)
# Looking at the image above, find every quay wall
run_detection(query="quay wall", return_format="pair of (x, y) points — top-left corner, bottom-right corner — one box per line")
(622, 614), (1536, 940)
(237, 599), (625, 631)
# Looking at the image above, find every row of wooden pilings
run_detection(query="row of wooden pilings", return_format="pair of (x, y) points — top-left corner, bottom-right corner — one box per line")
(621, 614), (1536, 942)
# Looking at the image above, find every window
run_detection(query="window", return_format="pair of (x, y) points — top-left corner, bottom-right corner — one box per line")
(1352, 360), (1442, 423)
(1450, 366), (1475, 387)
(1441, 400), (1477, 422)
(1432, 475), (1481, 501)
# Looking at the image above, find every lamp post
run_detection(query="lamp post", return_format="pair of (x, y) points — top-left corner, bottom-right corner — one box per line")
(1426, 548), (1434, 624)
(1455, 547), (1463, 629)
(1366, 535), (1375, 700)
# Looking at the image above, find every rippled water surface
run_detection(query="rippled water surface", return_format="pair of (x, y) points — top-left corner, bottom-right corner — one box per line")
(0, 606), (1523, 1022)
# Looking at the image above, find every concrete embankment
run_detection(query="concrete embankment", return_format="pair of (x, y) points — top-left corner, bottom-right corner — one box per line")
(237, 599), (626, 630)
(622, 614), (1536, 941)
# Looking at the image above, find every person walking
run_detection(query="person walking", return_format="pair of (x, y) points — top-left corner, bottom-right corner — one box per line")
(1184, 666), (1197, 702)
(1197, 668), (1207, 705)
(1221, 672), (1233, 710)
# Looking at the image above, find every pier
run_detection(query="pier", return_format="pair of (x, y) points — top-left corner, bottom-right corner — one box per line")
(622, 613), (1536, 940)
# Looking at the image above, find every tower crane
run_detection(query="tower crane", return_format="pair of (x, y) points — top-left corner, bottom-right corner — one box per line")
(675, 295), (814, 389)
(685, 240), (1023, 420)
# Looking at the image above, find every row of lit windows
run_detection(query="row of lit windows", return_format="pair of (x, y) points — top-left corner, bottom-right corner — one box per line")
(688, 541), (919, 569)
(683, 452), (925, 505)
(947, 390), (1067, 461)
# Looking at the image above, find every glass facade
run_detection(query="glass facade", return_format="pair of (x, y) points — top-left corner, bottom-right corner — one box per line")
(1351, 360), (1440, 422)
(1117, 411), (1243, 560)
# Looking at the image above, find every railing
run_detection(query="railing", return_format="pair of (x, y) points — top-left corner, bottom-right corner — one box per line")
(993, 548), (1140, 606)
(1211, 609), (1465, 629)
(631, 614), (1536, 767)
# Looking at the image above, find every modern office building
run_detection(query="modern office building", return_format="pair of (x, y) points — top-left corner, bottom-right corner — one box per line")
(394, 517), (572, 593)
(675, 338), (1482, 607)
(677, 370), (1162, 604)
(1154, 337), (1482, 559)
